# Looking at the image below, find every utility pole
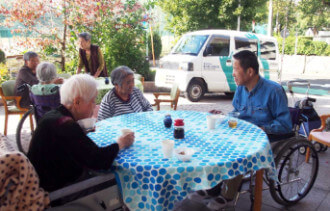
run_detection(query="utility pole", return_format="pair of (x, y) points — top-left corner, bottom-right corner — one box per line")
(237, 0), (241, 31)
(267, 0), (273, 36)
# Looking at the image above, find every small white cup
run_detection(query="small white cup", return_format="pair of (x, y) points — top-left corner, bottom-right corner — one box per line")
(162, 139), (175, 158)
(207, 115), (217, 130)
(77, 118), (96, 131)
(121, 128), (133, 135)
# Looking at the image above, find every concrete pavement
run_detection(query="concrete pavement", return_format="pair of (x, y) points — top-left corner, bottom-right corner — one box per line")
(1, 91), (330, 210)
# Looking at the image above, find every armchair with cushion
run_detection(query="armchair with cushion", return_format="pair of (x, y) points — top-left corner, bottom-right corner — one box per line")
(0, 80), (33, 135)
(153, 83), (180, 111)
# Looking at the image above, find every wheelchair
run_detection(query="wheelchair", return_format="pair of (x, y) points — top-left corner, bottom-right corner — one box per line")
(16, 84), (60, 155)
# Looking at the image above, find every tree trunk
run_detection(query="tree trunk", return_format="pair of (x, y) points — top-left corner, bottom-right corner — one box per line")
(60, 0), (68, 72)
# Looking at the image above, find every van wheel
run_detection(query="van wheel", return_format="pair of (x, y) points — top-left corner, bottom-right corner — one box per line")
(186, 80), (205, 102)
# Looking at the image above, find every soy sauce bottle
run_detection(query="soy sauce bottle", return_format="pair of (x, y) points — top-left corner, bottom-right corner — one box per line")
(164, 114), (172, 128)
(174, 119), (184, 139)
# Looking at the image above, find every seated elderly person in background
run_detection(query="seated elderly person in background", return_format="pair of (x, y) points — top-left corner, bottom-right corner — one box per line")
(29, 62), (64, 121)
(27, 74), (134, 192)
(31, 62), (63, 95)
(97, 66), (152, 121)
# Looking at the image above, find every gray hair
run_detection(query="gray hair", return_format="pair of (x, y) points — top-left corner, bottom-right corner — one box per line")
(36, 62), (57, 83)
(78, 32), (91, 41)
(60, 74), (98, 106)
(23, 51), (38, 61)
(111, 66), (134, 86)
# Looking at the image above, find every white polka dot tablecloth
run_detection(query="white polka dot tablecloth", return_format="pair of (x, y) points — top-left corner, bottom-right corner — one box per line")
(88, 111), (276, 211)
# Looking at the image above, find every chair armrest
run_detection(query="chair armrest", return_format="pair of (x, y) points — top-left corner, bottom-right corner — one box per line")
(49, 173), (116, 201)
(4, 96), (29, 111)
(153, 92), (170, 99)
(310, 128), (323, 133)
(154, 99), (174, 103)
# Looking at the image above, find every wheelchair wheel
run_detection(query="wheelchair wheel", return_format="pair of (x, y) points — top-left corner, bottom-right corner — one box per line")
(322, 146), (328, 152)
(16, 109), (35, 155)
(269, 139), (319, 206)
(313, 142), (323, 152)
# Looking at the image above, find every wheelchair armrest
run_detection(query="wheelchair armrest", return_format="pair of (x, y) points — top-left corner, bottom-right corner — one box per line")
(48, 173), (116, 202)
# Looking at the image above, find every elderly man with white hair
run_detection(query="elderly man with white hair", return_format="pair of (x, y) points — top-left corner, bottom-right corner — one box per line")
(98, 65), (153, 121)
(27, 74), (134, 192)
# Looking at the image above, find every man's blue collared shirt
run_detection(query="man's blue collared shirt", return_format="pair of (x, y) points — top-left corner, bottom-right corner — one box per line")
(232, 77), (292, 134)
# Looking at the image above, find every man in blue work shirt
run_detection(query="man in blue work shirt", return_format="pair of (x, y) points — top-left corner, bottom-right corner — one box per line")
(232, 50), (292, 138)
(189, 50), (292, 210)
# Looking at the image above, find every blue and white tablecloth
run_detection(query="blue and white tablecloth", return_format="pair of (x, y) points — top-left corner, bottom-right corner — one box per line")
(88, 111), (276, 211)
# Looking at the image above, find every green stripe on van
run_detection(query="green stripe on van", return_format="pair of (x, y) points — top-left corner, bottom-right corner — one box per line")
(260, 58), (270, 79)
(219, 56), (236, 92)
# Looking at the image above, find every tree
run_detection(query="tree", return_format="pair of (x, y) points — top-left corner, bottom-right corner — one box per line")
(297, 0), (330, 32)
(158, 0), (268, 36)
(0, 0), (150, 77)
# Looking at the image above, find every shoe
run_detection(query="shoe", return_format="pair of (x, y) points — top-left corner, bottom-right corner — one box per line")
(206, 195), (227, 211)
(188, 190), (212, 203)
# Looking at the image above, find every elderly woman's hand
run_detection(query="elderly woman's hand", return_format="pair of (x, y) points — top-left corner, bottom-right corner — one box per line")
(117, 132), (135, 150)
(52, 77), (64, 84)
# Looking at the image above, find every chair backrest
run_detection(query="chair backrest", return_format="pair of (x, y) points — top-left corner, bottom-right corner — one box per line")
(170, 83), (179, 100)
(1, 80), (16, 96)
(289, 107), (301, 131)
(30, 91), (61, 122)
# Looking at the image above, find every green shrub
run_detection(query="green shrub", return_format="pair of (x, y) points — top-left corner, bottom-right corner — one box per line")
(276, 35), (329, 56)
(0, 49), (5, 64)
(0, 63), (10, 84)
(148, 32), (162, 60)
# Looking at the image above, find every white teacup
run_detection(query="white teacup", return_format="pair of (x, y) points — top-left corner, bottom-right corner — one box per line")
(206, 115), (217, 130)
(77, 118), (96, 130)
(162, 139), (175, 158)
(121, 128), (133, 135)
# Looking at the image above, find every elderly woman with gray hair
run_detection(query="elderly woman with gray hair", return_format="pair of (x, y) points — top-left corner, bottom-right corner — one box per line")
(27, 74), (134, 192)
(98, 66), (153, 121)
(31, 62), (63, 95)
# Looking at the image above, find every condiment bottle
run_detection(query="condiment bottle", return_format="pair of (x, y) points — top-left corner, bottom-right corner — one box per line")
(105, 77), (109, 84)
(164, 114), (172, 128)
(174, 119), (184, 139)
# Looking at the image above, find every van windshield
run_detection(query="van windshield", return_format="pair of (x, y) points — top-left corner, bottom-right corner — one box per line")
(172, 35), (209, 55)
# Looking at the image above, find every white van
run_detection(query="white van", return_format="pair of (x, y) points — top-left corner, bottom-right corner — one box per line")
(155, 30), (280, 102)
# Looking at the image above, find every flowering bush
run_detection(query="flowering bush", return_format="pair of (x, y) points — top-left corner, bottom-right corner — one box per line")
(0, 63), (10, 85)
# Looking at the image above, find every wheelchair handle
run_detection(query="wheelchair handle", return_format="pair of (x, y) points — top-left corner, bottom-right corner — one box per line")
(17, 84), (30, 93)
(307, 97), (316, 102)
(287, 80), (310, 93)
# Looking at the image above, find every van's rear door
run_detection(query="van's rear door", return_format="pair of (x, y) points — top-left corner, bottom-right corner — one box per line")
(259, 40), (279, 81)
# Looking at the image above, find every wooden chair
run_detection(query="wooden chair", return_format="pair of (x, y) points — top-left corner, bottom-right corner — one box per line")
(0, 80), (33, 135)
(153, 83), (180, 111)
(306, 114), (330, 161)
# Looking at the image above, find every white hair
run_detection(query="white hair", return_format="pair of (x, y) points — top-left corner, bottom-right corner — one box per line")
(60, 74), (98, 105)
(36, 62), (57, 83)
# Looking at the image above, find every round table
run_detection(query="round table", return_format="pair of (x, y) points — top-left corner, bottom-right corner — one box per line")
(88, 111), (276, 211)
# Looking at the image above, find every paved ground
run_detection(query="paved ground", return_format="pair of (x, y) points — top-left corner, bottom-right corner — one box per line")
(1, 90), (330, 210)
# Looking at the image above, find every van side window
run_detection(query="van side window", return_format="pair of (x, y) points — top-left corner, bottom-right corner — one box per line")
(204, 36), (230, 56)
(260, 41), (277, 60)
(235, 37), (258, 54)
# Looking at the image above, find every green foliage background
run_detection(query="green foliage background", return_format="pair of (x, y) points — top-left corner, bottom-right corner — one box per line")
(158, 0), (268, 35)
(276, 35), (330, 56)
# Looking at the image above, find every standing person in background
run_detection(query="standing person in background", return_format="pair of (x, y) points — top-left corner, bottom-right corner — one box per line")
(76, 32), (108, 77)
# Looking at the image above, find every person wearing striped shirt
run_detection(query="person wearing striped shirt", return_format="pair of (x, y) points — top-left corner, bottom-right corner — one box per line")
(97, 66), (153, 121)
